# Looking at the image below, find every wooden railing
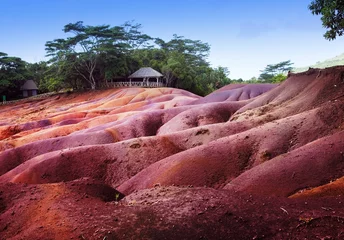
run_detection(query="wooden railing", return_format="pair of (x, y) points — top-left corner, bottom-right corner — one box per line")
(112, 82), (165, 88)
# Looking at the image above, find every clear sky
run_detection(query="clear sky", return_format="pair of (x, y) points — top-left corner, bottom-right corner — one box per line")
(1, 0), (344, 79)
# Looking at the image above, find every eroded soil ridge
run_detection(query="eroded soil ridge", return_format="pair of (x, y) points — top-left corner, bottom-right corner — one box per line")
(1, 68), (344, 239)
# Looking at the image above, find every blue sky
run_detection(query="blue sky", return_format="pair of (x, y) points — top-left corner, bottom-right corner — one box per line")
(1, 0), (344, 79)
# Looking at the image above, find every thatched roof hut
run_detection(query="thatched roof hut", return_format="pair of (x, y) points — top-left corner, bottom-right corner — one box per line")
(126, 67), (164, 87)
(21, 80), (38, 90)
(111, 67), (165, 88)
(128, 67), (163, 79)
(21, 80), (38, 97)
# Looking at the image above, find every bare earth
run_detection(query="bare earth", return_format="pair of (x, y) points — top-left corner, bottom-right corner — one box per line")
(0, 68), (344, 239)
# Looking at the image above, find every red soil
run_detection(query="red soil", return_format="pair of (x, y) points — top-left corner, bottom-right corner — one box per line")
(0, 69), (344, 239)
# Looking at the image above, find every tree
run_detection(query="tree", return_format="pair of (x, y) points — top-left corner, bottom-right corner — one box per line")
(100, 22), (153, 83)
(161, 54), (181, 87)
(0, 52), (29, 97)
(309, 0), (344, 40)
(40, 58), (80, 92)
(154, 35), (211, 92)
(246, 77), (259, 83)
(190, 67), (230, 95)
(45, 21), (152, 90)
(271, 73), (287, 83)
(259, 60), (293, 82)
(44, 21), (229, 95)
(210, 67), (231, 89)
(26, 61), (49, 91)
(46, 22), (115, 90)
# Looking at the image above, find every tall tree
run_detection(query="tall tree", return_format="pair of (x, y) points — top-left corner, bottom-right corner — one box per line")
(259, 60), (293, 82)
(46, 22), (114, 89)
(155, 35), (210, 90)
(0, 52), (29, 97)
(309, 0), (344, 40)
(26, 61), (49, 91)
(44, 21), (230, 96)
(45, 21), (152, 90)
(194, 66), (230, 95)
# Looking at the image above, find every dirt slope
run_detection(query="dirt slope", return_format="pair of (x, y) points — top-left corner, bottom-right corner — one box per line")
(0, 69), (344, 239)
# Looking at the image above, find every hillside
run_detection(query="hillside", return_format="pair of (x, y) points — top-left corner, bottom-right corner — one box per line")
(293, 53), (344, 73)
(0, 70), (344, 239)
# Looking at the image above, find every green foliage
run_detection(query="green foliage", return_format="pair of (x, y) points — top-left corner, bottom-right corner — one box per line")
(271, 73), (287, 83)
(246, 77), (259, 83)
(196, 67), (230, 93)
(152, 35), (215, 95)
(45, 21), (153, 90)
(42, 56), (83, 92)
(116, 33), (223, 95)
(261, 60), (293, 75)
(43, 21), (232, 95)
(26, 61), (49, 92)
(0, 52), (30, 97)
(258, 73), (275, 82)
(259, 60), (293, 83)
(41, 76), (64, 92)
(187, 67), (231, 96)
(309, 0), (344, 40)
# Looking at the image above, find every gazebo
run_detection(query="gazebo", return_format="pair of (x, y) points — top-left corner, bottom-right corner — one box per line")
(126, 67), (165, 87)
(128, 67), (163, 87)
(21, 80), (38, 97)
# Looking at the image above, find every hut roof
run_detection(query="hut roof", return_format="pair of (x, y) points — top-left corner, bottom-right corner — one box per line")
(21, 80), (38, 90)
(128, 67), (163, 79)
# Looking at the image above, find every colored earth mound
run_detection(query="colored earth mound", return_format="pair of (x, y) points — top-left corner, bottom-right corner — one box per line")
(0, 69), (344, 239)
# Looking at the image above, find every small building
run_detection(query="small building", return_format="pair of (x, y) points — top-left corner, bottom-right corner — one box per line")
(21, 80), (38, 97)
(113, 67), (165, 88)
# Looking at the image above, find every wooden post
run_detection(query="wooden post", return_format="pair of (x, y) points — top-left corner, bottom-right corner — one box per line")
(129, 78), (132, 87)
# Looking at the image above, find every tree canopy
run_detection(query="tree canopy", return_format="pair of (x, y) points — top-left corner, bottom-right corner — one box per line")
(259, 60), (293, 83)
(0, 52), (30, 97)
(2, 20), (291, 99)
(43, 21), (229, 95)
(45, 21), (152, 90)
(309, 0), (344, 40)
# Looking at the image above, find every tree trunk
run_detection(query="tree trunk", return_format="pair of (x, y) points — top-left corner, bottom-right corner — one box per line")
(164, 71), (175, 87)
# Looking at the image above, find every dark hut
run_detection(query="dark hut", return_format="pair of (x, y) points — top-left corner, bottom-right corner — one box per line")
(21, 80), (38, 97)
